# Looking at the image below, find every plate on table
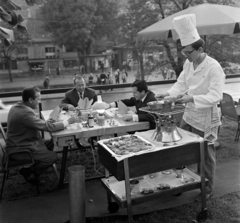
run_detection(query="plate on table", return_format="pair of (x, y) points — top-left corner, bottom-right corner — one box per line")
(99, 135), (155, 157)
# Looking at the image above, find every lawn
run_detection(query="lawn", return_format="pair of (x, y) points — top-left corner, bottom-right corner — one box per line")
(0, 117), (240, 223)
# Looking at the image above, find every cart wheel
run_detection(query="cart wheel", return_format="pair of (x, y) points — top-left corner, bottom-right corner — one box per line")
(196, 209), (208, 222)
(108, 202), (119, 213)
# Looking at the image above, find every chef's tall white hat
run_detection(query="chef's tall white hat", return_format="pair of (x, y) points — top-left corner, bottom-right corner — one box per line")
(172, 14), (200, 46)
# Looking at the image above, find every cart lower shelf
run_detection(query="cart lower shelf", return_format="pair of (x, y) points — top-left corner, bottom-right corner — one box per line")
(101, 168), (208, 209)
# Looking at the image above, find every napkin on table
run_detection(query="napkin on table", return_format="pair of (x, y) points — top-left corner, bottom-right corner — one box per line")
(77, 97), (93, 110)
(118, 101), (129, 114)
(49, 106), (61, 120)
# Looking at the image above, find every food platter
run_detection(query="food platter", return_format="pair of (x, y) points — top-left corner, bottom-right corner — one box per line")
(99, 135), (155, 157)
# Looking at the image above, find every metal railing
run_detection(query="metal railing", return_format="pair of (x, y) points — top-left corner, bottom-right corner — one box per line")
(0, 74), (239, 99)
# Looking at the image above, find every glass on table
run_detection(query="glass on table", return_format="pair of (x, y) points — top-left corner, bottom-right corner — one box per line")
(173, 166), (185, 178)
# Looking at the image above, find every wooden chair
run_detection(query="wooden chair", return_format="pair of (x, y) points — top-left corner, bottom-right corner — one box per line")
(0, 123), (39, 200)
(219, 93), (240, 142)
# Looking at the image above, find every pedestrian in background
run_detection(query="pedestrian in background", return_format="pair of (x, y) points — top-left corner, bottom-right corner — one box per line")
(96, 74), (101, 85)
(56, 67), (60, 76)
(122, 70), (127, 83)
(88, 73), (94, 86)
(114, 69), (120, 84)
(108, 71), (113, 91)
(43, 75), (50, 89)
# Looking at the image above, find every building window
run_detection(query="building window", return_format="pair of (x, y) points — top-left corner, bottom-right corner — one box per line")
(45, 47), (55, 53)
(45, 47), (56, 58)
(63, 59), (79, 68)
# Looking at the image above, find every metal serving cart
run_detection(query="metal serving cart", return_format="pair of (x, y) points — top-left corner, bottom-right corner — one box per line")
(97, 105), (209, 223)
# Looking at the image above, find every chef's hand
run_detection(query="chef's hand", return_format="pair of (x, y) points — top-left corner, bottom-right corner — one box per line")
(123, 114), (133, 121)
(106, 103), (111, 109)
(156, 92), (170, 99)
(67, 104), (75, 111)
(176, 95), (194, 104)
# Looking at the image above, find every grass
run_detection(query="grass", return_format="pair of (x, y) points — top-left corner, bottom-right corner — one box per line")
(0, 117), (240, 222)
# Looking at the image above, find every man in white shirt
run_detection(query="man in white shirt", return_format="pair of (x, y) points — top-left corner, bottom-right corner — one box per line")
(158, 14), (225, 201)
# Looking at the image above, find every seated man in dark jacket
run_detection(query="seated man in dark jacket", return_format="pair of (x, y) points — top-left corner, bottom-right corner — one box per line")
(6, 87), (77, 184)
(60, 75), (97, 111)
(108, 80), (156, 129)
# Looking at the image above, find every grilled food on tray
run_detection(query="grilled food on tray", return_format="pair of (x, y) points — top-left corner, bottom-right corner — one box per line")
(103, 135), (153, 156)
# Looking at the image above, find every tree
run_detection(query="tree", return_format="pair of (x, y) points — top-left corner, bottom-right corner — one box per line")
(40, 0), (97, 73)
(92, 0), (120, 49)
(118, 0), (160, 80)
(0, 23), (30, 82)
(40, 0), (120, 72)
(119, 0), (237, 79)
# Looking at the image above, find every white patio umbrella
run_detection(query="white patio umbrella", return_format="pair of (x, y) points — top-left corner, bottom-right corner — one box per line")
(137, 3), (240, 42)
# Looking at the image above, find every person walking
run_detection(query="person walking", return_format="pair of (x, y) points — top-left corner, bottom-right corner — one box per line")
(108, 71), (113, 91)
(56, 67), (60, 76)
(122, 70), (127, 83)
(114, 69), (120, 84)
(88, 73), (94, 86)
(43, 75), (50, 89)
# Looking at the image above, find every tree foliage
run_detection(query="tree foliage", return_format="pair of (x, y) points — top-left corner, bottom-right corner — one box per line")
(41, 0), (97, 55)
(40, 0), (120, 55)
(119, 0), (238, 79)
(0, 22), (30, 82)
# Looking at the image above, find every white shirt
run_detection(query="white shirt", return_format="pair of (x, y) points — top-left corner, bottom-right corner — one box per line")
(77, 91), (84, 99)
(168, 55), (225, 141)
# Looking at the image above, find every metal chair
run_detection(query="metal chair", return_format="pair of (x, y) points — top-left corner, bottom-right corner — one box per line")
(0, 123), (39, 200)
(219, 93), (240, 142)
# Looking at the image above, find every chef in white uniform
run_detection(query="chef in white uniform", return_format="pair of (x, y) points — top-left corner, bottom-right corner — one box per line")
(158, 14), (225, 201)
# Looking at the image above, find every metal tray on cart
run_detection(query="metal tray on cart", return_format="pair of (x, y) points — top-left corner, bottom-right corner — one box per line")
(98, 141), (206, 181)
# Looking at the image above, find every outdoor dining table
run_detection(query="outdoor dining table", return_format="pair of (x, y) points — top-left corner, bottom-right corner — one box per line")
(41, 109), (150, 188)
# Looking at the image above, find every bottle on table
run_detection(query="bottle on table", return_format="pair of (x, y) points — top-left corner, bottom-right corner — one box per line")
(88, 113), (94, 128)
(97, 113), (105, 126)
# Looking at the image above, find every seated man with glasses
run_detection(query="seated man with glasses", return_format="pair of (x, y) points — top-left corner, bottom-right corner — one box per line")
(157, 14), (225, 201)
(108, 80), (157, 129)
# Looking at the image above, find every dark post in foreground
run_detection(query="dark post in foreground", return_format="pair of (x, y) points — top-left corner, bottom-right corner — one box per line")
(69, 165), (85, 223)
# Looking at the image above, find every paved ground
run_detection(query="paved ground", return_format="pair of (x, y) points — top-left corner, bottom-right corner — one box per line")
(0, 159), (239, 222)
